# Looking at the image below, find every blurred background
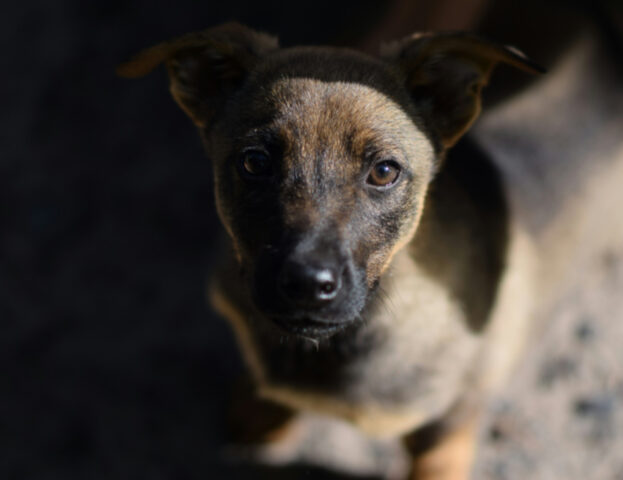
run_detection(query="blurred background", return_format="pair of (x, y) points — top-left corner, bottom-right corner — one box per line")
(2, 1), (622, 479)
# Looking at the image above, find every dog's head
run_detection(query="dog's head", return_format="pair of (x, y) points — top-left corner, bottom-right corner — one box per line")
(118, 23), (541, 338)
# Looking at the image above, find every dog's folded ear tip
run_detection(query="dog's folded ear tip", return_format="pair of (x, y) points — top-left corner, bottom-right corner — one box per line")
(520, 60), (547, 75)
(503, 45), (546, 75)
(382, 31), (546, 76)
(115, 57), (161, 79)
(528, 61), (547, 75)
(115, 43), (173, 78)
(508, 57), (547, 76)
(115, 62), (138, 78)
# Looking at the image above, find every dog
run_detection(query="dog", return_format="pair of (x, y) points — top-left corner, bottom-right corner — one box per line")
(117, 23), (545, 479)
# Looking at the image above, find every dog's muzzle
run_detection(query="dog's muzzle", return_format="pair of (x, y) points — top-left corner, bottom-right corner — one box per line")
(251, 241), (365, 338)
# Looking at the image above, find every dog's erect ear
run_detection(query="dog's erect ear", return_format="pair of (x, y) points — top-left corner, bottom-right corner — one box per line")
(117, 23), (278, 127)
(382, 32), (544, 149)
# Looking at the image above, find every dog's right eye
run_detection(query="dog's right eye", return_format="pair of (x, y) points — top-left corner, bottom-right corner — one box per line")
(366, 160), (401, 188)
(239, 150), (272, 178)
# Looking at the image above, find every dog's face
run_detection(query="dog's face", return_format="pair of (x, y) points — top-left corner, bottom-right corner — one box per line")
(118, 24), (541, 338)
(207, 51), (436, 337)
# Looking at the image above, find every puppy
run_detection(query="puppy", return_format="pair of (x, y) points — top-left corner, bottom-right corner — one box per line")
(118, 23), (543, 479)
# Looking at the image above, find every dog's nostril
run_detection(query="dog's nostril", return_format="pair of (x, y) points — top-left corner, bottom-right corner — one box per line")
(316, 270), (339, 300)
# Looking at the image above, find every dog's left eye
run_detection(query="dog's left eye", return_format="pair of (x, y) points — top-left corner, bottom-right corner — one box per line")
(240, 150), (272, 178)
(367, 161), (401, 188)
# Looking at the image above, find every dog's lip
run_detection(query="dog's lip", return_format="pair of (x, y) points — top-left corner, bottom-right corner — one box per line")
(271, 316), (349, 337)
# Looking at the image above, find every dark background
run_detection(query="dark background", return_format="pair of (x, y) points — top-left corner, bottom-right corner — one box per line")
(2, 1), (622, 479)
(0, 2), (395, 479)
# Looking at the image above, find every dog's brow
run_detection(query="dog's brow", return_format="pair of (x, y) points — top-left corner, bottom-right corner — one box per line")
(242, 127), (276, 141)
(237, 127), (283, 151)
(359, 135), (409, 163)
(362, 143), (385, 161)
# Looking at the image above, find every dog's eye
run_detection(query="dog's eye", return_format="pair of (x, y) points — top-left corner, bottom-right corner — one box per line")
(240, 150), (272, 177)
(367, 161), (401, 188)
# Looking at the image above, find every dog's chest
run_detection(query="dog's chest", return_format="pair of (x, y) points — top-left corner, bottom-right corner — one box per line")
(255, 254), (482, 436)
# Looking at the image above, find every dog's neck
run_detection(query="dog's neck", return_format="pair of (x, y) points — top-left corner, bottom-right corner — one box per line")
(408, 137), (509, 333)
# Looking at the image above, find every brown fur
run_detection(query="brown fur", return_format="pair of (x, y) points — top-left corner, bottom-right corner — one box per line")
(118, 23), (542, 479)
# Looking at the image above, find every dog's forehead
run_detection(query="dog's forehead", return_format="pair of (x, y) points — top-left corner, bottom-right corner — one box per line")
(259, 77), (433, 171)
(270, 77), (412, 139)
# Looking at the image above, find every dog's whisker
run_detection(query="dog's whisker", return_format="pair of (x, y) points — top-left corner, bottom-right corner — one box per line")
(375, 284), (399, 322)
(301, 336), (320, 350)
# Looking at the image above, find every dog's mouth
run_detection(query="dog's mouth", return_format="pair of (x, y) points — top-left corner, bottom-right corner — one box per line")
(271, 316), (353, 338)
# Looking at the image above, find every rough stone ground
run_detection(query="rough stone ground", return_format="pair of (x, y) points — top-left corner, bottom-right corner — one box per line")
(474, 246), (623, 480)
(3, 3), (622, 479)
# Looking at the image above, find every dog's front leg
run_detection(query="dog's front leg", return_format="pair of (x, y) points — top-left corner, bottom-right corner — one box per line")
(404, 418), (479, 480)
(228, 377), (296, 445)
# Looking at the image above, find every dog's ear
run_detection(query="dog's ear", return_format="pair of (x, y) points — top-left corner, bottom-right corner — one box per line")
(117, 23), (278, 127)
(382, 32), (544, 149)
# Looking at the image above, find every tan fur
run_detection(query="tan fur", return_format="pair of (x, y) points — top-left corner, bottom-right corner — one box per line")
(409, 420), (479, 480)
(209, 282), (266, 382)
(259, 384), (430, 438)
(471, 223), (538, 396)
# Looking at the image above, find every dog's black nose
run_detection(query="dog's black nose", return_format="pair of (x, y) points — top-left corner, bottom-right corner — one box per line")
(279, 260), (341, 307)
